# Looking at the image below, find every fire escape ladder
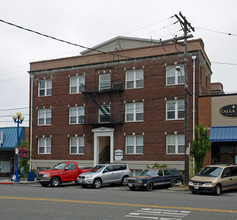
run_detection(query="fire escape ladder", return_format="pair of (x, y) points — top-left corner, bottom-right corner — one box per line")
(82, 92), (112, 122)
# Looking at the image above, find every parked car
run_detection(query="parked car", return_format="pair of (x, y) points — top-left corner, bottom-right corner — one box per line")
(36, 161), (91, 187)
(188, 164), (237, 195)
(123, 168), (183, 191)
(77, 163), (132, 189)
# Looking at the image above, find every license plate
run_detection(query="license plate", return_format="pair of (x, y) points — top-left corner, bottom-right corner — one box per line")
(194, 186), (199, 189)
(128, 183), (133, 187)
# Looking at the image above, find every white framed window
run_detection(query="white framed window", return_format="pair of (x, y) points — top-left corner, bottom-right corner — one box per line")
(166, 100), (184, 120)
(126, 69), (144, 89)
(70, 137), (84, 154)
(38, 79), (52, 97)
(38, 109), (51, 125)
(166, 135), (185, 154)
(38, 137), (51, 154)
(70, 75), (85, 94)
(99, 74), (111, 90)
(166, 65), (185, 86)
(99, 105), (111, 123)
(69, 106), (85, 124)
(126, 135), (143, 154)
(125, 102), (143, 122)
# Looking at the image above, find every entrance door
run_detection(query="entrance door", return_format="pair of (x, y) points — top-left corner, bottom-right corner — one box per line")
(99, 136), (110, 164)
(92, 127), (114, 166)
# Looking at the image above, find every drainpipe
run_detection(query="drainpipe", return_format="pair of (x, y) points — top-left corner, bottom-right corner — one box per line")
(29, 74), (34, 171)
(192, 56), (196, 138)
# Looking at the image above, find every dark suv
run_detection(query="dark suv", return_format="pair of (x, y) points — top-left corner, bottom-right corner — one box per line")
(77, 163), (132, 189)
(123, 168), (183, 191)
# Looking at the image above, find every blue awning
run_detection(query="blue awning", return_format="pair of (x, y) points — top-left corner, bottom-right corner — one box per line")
(210, 126), (237, 142)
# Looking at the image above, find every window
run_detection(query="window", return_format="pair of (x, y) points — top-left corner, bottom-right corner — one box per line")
(38, 137), (51, 154)
(125, 102), (143, 122)
(66, 163), (76, 170)
(126, 69), (144, 89)
(166, 65), (185, 85)
(70, 75), (85, 94)
(38, 109), (51, 125)
(69, 106), (85, 124)
(99, 105), (111, 123)
(99, 74), (111, 90)
(166, 100), (184, 120)
(70, 137), (84, 154)
(38, 79), (52, 96)
(126, 135), (143, 154)
(166, 135), (185, 154)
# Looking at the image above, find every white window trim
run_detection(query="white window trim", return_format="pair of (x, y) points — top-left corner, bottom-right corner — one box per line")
(99, 73), (111, 91)
(38, 79), (52, 97)
(126, 135), (143, 154)
(38, 137), (51, 154)
(70, 75), (85, 94)
(125, 69), (144, 89)
(166, 134), (185, 155)
(166, 100), (184, 120)
(125, 102), (144, 122)
(98, 105), (111, 123)
(69, 136), (85, 155)
(69, 106), (85, 124)
(38, 109), (51, 126)
(166, 65), (185, 86)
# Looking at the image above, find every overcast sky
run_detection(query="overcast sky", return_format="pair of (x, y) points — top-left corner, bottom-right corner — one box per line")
(0, 0), (237, 127)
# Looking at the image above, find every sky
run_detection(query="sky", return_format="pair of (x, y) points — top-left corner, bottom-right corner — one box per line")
(0, 0), (237, 127)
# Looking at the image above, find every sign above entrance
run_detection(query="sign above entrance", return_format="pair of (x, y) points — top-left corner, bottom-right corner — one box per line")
(219, 104), (237, 117)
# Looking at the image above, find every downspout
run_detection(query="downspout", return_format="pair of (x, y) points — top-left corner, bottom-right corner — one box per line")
(192, 56), (197, 139)
(29, 74), (34, 171)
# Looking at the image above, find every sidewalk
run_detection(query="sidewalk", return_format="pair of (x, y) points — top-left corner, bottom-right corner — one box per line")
(0, 177), (36, 184)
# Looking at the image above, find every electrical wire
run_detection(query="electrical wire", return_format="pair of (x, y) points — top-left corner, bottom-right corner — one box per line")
(195, 27), (237, 37)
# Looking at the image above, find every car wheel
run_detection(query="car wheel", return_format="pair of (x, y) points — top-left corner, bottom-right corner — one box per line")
(93, 178), (102, 189)
(129, 186), (135, 191)
(40, 183), (49, 187)
(146, 182), (153, 191)
(170, 180), (176, 188)
(191, 191), (197, 194)
(214, 184), (222, 196)
(50, 177), (61, 187)
(121, 176), (128, 185)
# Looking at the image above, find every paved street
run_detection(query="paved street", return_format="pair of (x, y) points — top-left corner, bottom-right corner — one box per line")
(0, 182), (237, 220)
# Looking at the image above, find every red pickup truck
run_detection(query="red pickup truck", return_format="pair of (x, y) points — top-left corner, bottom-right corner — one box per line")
(36, 161), (91, 187)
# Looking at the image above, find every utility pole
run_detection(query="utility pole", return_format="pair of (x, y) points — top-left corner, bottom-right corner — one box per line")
(175, 12), (195, 185)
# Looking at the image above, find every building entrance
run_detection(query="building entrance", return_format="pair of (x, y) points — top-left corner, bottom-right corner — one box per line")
(92, 127), (114, 166)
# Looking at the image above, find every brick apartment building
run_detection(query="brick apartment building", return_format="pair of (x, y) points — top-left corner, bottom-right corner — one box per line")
(29, 36), (213, 171)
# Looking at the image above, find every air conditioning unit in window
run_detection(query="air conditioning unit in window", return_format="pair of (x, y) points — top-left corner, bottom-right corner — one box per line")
(112, 81), (124, 90)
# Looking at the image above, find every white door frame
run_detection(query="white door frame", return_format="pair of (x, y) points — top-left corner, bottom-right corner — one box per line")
(92, 127), (114, 166)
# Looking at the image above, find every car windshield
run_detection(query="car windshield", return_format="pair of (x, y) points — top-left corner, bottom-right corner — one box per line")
(139, 169), (157, 177)
(52, 163), (67, 170)
(90, 165), (105, 173)
(197, 167), (223, 177)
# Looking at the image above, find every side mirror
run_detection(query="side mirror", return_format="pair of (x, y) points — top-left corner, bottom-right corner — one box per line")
(65, 167), (69, 171)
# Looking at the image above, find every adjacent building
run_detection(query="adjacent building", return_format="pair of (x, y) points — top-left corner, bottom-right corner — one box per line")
(0, 127), (28, 177)
(29, 36), (214, 171)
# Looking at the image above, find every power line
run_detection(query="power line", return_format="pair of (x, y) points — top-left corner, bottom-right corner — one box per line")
(0, 18), (133, 60)
(196, 27), (237, 37)
(212, 61), (237, 66)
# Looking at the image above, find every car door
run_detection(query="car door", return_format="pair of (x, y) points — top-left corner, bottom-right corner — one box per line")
(163, 169), (172, 184)
(230, 166), (237, 190)
(154, 169), (165, 186)
(220, 167), (232, 191)
(101, 165), (115, 184)
(62, 163), (77, 182)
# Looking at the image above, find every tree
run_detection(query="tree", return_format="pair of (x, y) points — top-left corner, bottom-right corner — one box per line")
(191, 124), (211, 174)
(18, 140), (30, 174)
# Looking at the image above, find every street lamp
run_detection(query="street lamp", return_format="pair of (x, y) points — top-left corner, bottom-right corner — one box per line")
(12, 112), (24, 182)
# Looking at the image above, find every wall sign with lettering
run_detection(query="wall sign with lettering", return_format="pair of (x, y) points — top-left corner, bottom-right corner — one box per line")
(219, 104), (237, 117)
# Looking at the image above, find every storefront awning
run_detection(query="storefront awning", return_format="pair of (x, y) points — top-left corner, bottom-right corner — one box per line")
(210, 126), (237, 142)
